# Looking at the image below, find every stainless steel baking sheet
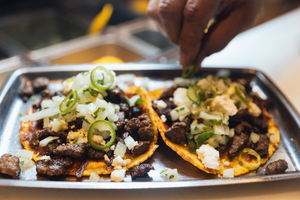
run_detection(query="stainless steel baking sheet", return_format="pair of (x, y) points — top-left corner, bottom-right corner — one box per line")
(0, 64), (300, 189)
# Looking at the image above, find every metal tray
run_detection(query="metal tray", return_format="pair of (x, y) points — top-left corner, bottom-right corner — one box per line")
(0, 64), (300, 189)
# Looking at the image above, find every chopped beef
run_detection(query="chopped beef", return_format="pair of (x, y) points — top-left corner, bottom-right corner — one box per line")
(255, 134), (269, 158)
(253, 118), (269, 133)
(252, 95), (272, 111)
(235, 121), (252, 135)
(129, 164), (154, 179)
(36, 157), (74, 176)
(183, 118), (191, 132)
(160, 86), (178, 99)
(19, 80), (34, 102)
(228, 133), (249, 159)
(0, 154), (21, 179)
(235, 109), (255, 124)
(119, 103), (130, 117)
(216, 145), (228, 156)
(53, 143), (88, 159)
(106, 86), (125, 104)
(131, 105), (142, 118)
(132, 141), (151, 156)
(266, 159), (288, 175)
(138, 125), (154, 142)
(88, 147), (105, 159)
(68, 118), (84, 131)
(29, 128), (67, 149)
(32, 103), (41, 111)
(46, 139), (63, 155)
(165, 122), (187, 144)
(115, 112), (127, 130)
(125, 118), (141, 139)
(40, 88), (54, 100)
(31, 77), (49, 93)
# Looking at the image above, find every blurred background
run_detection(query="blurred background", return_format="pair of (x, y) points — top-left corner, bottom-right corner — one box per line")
(0, 0), (300, 75)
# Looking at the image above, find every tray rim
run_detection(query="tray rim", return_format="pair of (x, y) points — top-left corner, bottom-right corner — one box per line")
(1, 64), (300, 189)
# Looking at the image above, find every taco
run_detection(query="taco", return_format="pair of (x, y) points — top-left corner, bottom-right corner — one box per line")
(19, 66), (158, 179)
(150, 75), (280, 177)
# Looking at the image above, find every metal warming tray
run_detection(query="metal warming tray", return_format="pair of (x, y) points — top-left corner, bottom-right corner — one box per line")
(0, 64), (300, 189)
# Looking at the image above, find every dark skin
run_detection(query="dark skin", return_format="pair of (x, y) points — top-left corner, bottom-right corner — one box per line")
(147, 0), (262, 68)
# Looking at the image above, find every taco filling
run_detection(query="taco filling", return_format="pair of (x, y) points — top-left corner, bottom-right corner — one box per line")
(150, 75), (280, 177)
(19, 66), (158, 180)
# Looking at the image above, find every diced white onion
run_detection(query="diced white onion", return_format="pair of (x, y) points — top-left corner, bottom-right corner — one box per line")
(43, 117), (49, 128)
(52, 118), (62, 132)
(170, 109), (179, 121)
(268, 133), (276, 144)
(200, 111), (222, 121)
(129, 95), (140, 107)
(76, 137), (86, 144)
(229, 128), (235, 138)
(111, 169), (126, 182)
(250, 132), (260, 144)
(40, 156), (51, 160)
(223, 168), (234, 178)
(190, 124), (209, 135)
(21, 107), (60, 122)
(114, 142), (127, 158)
(124, 136), (138, 150)
(89, 172), (100, 182)
(95, 98), (108, 108)
(20, 159), (35, 170)
(160, 168), (179, 181)
(17, 150), (33, 160)
(39, 136), (59, 147)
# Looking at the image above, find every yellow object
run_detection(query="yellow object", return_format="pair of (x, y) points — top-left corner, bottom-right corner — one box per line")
(129, 0), (149, 15)
(87, 3), (114, 34)
(92, 56), (124, 64)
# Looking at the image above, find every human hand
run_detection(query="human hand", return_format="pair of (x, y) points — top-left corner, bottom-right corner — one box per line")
(147, 0), (262, 68)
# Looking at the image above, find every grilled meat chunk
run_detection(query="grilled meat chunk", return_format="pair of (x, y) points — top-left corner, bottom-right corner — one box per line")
(235, 121), (252, 135)
(106, 86), (125, 104)
(255, 134), (269, 158)
(53, 143), (88, 159)
(0, 154), (21, 179)
(32, 77), (49, 92)
(165, 122), (187, 144)
(266, 159), (288, 174)
(40, 88), (54, 100)
(19, 80), (34, 102)
(132, 141), (151, 156)
(129, 164), (154, 179)
(228, 133), (249, 159)
(29, 128), (67, 149)
(115, 112), (128, 130)
(88, 147), (105, 159)
(36, 157), (74, 176)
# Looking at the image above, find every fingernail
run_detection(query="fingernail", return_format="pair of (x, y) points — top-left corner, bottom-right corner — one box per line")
(180, 51), (187, 67)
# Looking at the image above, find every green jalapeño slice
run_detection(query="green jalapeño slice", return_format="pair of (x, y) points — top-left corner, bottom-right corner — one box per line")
(59, 90), (78, 113)
(187, 87), (200, 105)
(88, 120), (116, 150)
(238, 148), (261, 170)
(90, 66), (114, 90)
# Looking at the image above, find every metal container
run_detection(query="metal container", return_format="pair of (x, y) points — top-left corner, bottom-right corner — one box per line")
(0, 64), (299, 189)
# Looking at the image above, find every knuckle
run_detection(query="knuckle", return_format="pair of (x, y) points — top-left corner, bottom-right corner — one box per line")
(184, 2), (201, 22)
(158, 0), (176, 19)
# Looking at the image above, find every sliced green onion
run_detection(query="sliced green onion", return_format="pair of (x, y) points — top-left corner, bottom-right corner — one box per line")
(59, 90), (78, 113)
(182, 64), (197, 79)
(187, 87), (200, 105)
(238, 148), (261, 170)
(88, 120), (116, 150)
(235, 86), (249, 104)
(90, 66), (114, 90)
(195, 131), (215, 148)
